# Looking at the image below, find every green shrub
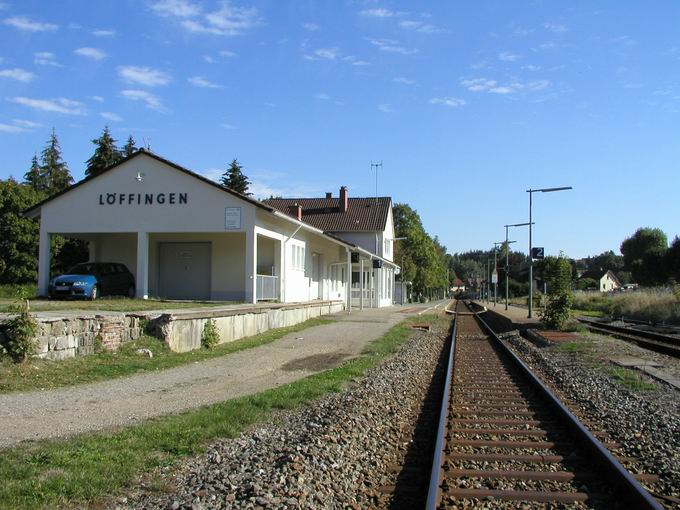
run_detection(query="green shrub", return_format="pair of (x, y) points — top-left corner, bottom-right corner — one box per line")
(1, 300), (38, 362)
(201, 318), (219, 349)
(540, 292), (573, 330)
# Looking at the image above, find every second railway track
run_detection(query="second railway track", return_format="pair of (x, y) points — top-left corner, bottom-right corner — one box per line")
(426, 300), (664, 509)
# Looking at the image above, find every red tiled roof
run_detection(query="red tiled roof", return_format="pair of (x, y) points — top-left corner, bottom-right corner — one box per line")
(263, 197), (391, 232)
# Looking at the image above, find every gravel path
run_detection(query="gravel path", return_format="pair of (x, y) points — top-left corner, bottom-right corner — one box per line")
(0, 305), (440, 447)
(115, 317), (451, 509)
(503, 331), (680, 507)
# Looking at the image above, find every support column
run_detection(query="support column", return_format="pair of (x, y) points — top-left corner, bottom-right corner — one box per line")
(359, 258), (364, 310)
(88, 238), (97, 262)
(37, 227), (51, 297)
(276, 239), (284, 302)
(245, 229), (257, 304)
(346, 249), (352, 313)
(136, 231), (149, 299)
(370, 265), (375, 308)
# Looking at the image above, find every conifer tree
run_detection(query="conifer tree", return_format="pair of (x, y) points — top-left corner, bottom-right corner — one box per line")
(40, 129), (73, 193)
(122, 135), (137, 157)
(23, 154), (46, 192)
(85, 126), (122, 178)
(220, 158), (251, 195)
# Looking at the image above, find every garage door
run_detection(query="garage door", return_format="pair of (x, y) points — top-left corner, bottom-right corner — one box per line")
(159, 242), (211, 300)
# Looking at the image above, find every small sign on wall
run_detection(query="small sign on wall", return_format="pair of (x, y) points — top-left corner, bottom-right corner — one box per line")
(225, 207), (242, 230)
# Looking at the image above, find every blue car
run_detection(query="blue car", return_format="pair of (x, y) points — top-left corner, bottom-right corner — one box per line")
(49, 262), (136, 300)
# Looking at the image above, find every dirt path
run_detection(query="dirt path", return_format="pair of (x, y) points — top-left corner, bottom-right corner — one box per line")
(0, 303), (444, 447)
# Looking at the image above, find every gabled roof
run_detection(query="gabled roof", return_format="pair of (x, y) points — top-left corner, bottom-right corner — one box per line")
(263, 197), (391, 232)
(579, 268), (622, 286)
(24, 148), (274, 217)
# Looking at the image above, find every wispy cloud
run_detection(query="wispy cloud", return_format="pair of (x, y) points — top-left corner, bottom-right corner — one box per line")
(461, 77), (550, 95)
(315, 92), (330, 100)
(498, 51), (521, 62)
(343, 55), (369, 66)
(429, 97), (466, 107)
(3, 15), (58, 32)
(220, 122), (236, 129)
(304, 47), (339, 61)
(91, 29), (116, 36)
(359, 8), (395, 18)
(188, 76), (222, 88)
(393, 77), (415, 85)
(118, 65), (171, 86)
(378, 104), (394, 113)
(121, 89), (166, 112)
(398, 19), (443, 34)
(368, 38), (418, 56)
(150, 0), (201, 18)
(544, 22), (567, 33)
(219, 49), (237, 57)
(0, 68), (35, 82)
(8, 96), (87, 115)
(303, 22), (319, 31)
(0, 119), (43, 134)
(34, 51), (61, 67)
(100, 111), (123, 122)
(170, 1), (260, 36)
(90, 95), (105, 102)
(74, 47), (108, 60)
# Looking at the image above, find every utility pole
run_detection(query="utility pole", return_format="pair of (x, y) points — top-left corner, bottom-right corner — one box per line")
(370, 161), (383, 203)
(503, 223), (529, 310)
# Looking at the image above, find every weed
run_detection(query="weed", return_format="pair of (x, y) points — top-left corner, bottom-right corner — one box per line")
(201, 319), (219, 349)
(608, 367), (656, 391)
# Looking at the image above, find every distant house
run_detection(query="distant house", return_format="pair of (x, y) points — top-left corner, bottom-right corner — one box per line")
(451, 278), (466, 293)
(579, 269), (622, 293)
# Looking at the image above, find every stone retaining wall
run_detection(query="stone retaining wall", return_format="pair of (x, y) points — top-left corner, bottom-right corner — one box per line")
(0, 301), (345, 361)
(156, 301), (345, 353)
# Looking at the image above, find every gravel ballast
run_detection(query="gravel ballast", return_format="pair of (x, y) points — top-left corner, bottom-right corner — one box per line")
(117, 319), (450, 509)
(503, 331), (680, 507)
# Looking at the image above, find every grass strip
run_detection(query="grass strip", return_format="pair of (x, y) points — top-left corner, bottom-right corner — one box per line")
(0, 318), (334, 394)
(608, 367), (657, 391)
(0, 314), (444, 509)
(0, 298), (240, 313)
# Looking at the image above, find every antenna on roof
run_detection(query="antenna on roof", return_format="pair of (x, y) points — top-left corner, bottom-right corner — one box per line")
(370, 160), (383, 203)
(142, 137), (151, 150)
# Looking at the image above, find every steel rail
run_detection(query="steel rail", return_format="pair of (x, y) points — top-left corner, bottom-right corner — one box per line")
(424, 304), (457, 510)
(578, 317), (680, 358)
(474, 310), (664, 510)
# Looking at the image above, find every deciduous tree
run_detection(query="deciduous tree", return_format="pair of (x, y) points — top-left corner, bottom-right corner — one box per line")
(620, 227), (668, 285)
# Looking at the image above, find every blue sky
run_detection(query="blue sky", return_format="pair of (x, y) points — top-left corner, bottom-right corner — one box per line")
(1, 1), (679, 259)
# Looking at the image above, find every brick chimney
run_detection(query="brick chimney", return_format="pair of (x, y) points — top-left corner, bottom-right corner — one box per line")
(339, 186), (348, 213)
(325, 192), (332, 199)
(290, 203), (302, 221)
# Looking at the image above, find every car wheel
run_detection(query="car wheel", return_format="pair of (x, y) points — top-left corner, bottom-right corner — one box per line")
(128, 284), (136, 298)
(90, 285), (99, 301)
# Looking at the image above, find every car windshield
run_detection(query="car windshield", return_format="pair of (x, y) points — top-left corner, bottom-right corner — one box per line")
(67, 263), (99, 275)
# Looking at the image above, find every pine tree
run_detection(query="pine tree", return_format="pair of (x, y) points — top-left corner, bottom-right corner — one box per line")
(23, 154), (47, 192)
(220, 158), (251, 195)
(122, 135), (137, 157)
(85, 126), (123, 178)
(40, 129), (73, 193)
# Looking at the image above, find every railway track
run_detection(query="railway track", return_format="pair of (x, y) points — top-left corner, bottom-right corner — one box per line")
(577, 317), (680, 358)
(426, 300), (663, 509)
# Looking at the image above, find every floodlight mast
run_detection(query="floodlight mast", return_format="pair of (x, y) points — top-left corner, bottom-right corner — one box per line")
(526, 186), (573, 318)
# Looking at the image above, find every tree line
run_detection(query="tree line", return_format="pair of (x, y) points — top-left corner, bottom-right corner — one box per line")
(0, 127), (254, 288)
(445, 226), (680, 295)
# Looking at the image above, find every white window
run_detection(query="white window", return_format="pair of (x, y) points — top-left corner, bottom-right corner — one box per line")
(291, 245), (305, 271)
(384, 239), (391, 257)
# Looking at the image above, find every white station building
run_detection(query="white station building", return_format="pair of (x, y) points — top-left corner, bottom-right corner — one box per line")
(25, 150), (399, 309)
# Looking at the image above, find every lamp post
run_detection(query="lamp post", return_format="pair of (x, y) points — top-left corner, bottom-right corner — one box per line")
(493, 241), (514, 307)
(504, 222), (531, 310)
(527, 187), (572, 318)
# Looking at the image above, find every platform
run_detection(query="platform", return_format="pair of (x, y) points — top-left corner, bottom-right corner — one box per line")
(473, 301), (541, 329)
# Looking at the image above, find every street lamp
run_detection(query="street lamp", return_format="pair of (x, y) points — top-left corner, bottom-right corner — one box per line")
(527, 186), (572, 318)
(504, 223), (531, 310)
